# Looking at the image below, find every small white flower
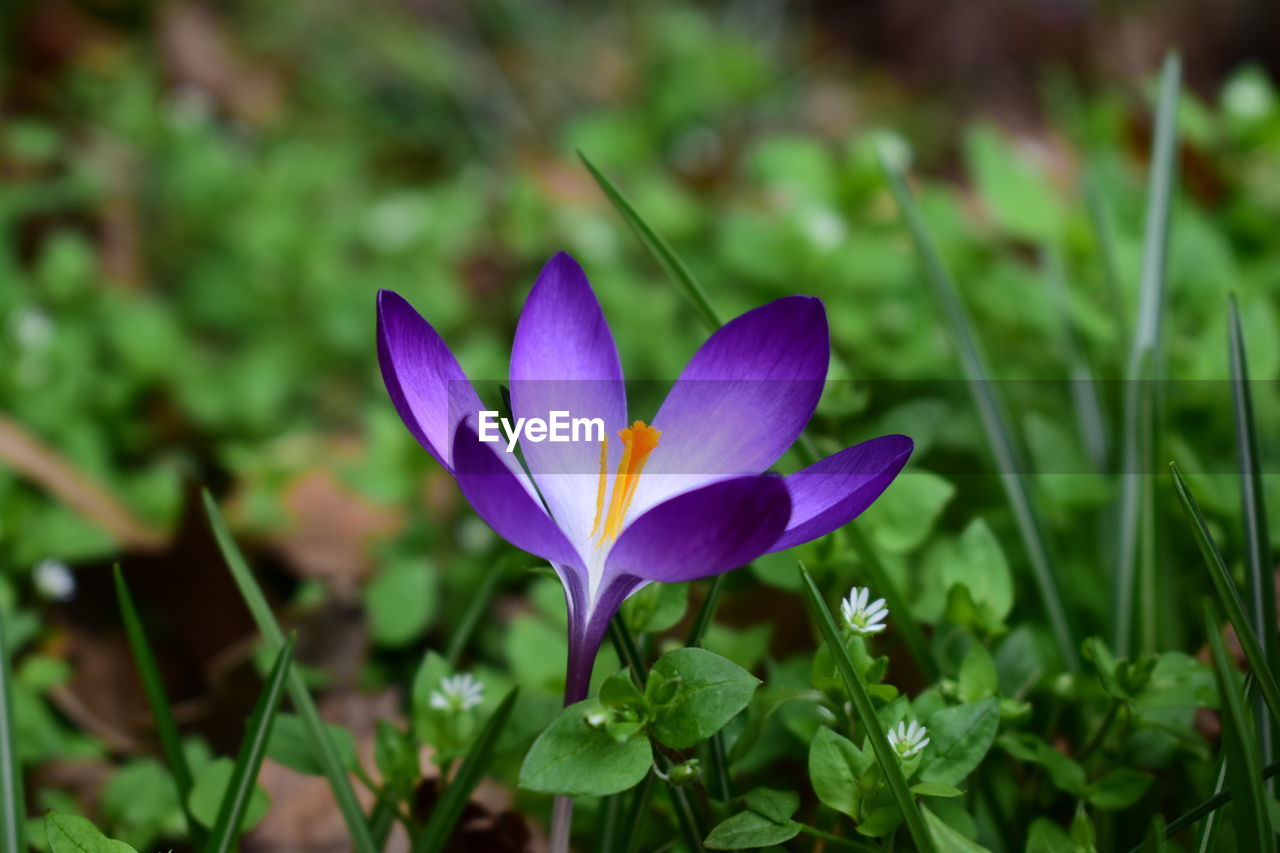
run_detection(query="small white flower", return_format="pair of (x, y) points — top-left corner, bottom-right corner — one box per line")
(840, 586), (888, 635)
(888, 720), (929, 758)
(33, 559), (75, 602)
(429, 673), (484, 712)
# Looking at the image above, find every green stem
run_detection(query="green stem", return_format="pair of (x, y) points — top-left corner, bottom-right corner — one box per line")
(795, 822), (880, 851)
(1078, 699), (1122, 762)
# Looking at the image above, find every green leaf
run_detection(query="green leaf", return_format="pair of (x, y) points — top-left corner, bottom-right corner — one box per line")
(798, 564), (936, 852)
(957, 644), (998, 703)
(1204, 598), (1270, 850)
(207, 638), (293, 853)
(363, 559), (436, 648)
(374, 721), (417, 799)
(622, 581), (688, 634)
(0, 594), (26, 853)
(880, 152), (1077, 671)
(1026, 817), (1075, 853)
(703, 811), (799, 849)
(944, 520), (1013, 629)
(963, 124), (1064, 241)
(808, 726), (871, 818)
(861, 470), (955, 553)
(415, 687), (519, 853)
(1143, 814), (1167, 853)
(203, 491), (378, 853)
(648, 648), (760, 750)
(188, 759), (269, 832)
(923, 804), (994, 852)
(743, 787), (800, 823)
(1085, 768), (1152, 811)
(44, 813), (137, 853)
(911, 781), (964, 798)
(518, 699), (652, 796)
(921, 698), (1000, 786)
(267, 714), (358, 776)
(113, 566), (202, 842)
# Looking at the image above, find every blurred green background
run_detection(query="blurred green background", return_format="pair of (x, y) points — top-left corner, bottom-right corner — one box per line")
(4, 0), (1280, 849)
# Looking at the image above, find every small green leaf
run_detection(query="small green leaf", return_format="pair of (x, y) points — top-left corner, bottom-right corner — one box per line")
(45, 812), (137, 853)
(267, 714), (358, 776)
(742, 787), (799, 823)
(861, 470), (955, 553)
(921, 698), (1000, 786)
(518, 699), (652, 796)
(703, 811), (799, 850)
(1085, 767), (1152, 811)
(622, 582), (688, 634)
(649, 647), (760, 750)
(374, 721), (418, 799)
(808, 726), (871, 818)
(943, 520), (1013, 629)
(188, 759), (269, 832)
(923, 803), (994, 852)
(1025, 817), (1075, 853)
(911, 781), (964, 798)
(957, 643), (998, 703)
(363, 559), (436, 648)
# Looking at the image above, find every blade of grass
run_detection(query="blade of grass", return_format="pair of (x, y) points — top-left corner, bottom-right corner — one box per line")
(0, 596), (25, 853)
(114, 565), (204, 844)
(444, 560), (506, 668)
(1113, 53), (1181, 656)
(1082, 167), (1128, 351)
(1170, 462), (1280, 726)
(1229, 295), (1278, 782)
(879, 151), (1077, 672)
(1203, 598), (1270, 851)
(414, 686), (519, 853)
(578, 152), (720, 333)
(1042, 244), (1109, 471)
(1191, 757), (1227, 853)
(798, 563), (935, 853)
(206, 636), (294, 853)
(202, 490), (379, 853)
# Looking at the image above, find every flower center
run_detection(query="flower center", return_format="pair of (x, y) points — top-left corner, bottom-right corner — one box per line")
(590, 420), (661, 545)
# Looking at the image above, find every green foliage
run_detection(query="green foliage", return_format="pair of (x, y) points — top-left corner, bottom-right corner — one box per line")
(648, 648), (760, 749)
(518, 699), (652, 796)
(187, 759), (270, 833)
(266, 714), (358, 777)
(44, 813), (136, 853)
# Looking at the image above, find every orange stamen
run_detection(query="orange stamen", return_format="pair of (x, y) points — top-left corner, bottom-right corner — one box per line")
(589, 435), (609, 537)
(594, 420), (661, 546)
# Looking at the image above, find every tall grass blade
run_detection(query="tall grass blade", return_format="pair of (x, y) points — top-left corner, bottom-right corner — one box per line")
(1082, 168), (1128, 350)
(879, 151), (1078, 672)
(1170, 463), (1280, 726)
(1113, 53), (1181, 656)
(798, 563), (935, 853)
(1143, 815), (1166, 853)
(1229, 295), (1278, 780)
(579, 152), (721, 333)
(414, 686), (519, 853)
(202, 490), (379, 853)
(1203, 599), (1271, 851)
(206, 636), (294, 853)
(1042, 244), (1109, 471)
(113, 565), (203, 843)
(1192, 757), (1227, 852)
(0, 596), (24, 853)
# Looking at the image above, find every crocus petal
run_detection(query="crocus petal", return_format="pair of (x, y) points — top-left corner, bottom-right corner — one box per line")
(766, 434), (913, 553)
(451, 423), (584, 570)
(377, 290), (485, 471)
(629, 296), (829, 517)
(510, 252), (628, 551)
(605, 475), (792, 584)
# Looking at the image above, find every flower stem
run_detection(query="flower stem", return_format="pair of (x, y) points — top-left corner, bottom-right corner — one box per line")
(550, 795), (574, 853)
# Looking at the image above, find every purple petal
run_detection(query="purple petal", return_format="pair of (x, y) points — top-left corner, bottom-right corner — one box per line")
(604, 475), (792, 584)
(767, 434), (913, 553)
(377, 290), (484, 471)
(630, 296), (829, 516)
(451, 423), (584, 570)
(509, 253), (628, 549)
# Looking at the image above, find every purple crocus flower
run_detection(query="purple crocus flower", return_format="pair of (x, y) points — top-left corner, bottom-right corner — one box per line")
(377, 252), (911, 705)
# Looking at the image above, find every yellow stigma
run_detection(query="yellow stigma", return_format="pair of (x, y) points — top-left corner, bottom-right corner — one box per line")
(590, 420), (661, 545)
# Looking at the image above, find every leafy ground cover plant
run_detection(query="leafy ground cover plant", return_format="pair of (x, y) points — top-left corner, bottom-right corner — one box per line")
(6, 2), (1280, 851)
